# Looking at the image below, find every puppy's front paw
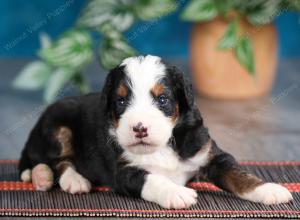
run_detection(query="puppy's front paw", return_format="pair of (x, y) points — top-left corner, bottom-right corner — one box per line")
(142, 174), (198, 209)
(240, 183), (293, 205)
(160, 186), (198, 209)
(59, 167), (91, 194)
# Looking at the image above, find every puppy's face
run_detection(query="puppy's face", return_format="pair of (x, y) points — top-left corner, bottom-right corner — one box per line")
(104, 55), (192, 154)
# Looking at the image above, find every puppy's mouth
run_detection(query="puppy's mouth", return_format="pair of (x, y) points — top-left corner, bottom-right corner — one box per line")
(128, 141), (152, 147)
(126, 140), (158, 154)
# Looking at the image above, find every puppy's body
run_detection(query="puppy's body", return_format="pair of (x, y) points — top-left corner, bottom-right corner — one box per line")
(19, 55), (292, 208)
(20, 93), (111, 184)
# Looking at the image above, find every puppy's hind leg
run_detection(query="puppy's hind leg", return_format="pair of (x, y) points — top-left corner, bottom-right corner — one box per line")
(20, 169), (32, 182)
(19, 149), (32, 182)
(31, 164), (54, 191)
(201, 141), (293, 205)
(19, 150), (54, 191)
(54, 126), (91, 194)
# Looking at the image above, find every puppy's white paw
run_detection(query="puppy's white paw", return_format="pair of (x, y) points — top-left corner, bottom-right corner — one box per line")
(59, 167), (91, 194)
(21, 169), (32, 182)
(31, 164), (54, 191)
(240, 183), (293, 205)
(142, 174), (197, 209)
(161, 185), (198, 209)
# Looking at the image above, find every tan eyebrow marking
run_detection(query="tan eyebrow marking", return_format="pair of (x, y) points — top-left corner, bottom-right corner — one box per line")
(151, 83), (165, 97)
(117, 83), (128, 97)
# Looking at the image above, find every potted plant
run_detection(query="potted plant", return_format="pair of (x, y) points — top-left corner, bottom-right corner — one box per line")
(13, 0), (177, 102)
(181, 0), (300, 99)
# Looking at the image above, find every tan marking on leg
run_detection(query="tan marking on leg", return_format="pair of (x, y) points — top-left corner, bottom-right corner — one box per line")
(223, 168), (263, 195)
(31, 164), (54, 191)
(55, 160), (74, 175)
(55, 126), (74, 158)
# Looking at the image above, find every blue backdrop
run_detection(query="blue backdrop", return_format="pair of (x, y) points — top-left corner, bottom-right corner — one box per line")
(1, 0), (300, 58)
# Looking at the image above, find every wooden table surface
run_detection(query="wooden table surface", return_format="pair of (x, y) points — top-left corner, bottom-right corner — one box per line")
(0, 58), (299, 220)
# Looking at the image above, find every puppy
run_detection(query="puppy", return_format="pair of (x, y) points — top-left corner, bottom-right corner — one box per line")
(19, 55), (292, 209)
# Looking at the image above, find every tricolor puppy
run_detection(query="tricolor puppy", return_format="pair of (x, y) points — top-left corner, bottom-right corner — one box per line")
(19, 55), (292, 209)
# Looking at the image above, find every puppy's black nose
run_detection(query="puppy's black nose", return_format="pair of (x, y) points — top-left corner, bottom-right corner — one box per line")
(133, 122), (148, 138)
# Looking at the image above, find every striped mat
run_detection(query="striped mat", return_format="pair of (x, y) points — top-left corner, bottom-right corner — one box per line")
(0, 160), (299, 218)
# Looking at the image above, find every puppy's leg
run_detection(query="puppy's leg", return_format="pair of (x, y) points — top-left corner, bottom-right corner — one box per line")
(20, 169), (32, 182)
(57, 161), (91, 194)
(202, 141), (293, 205)
(54, 126), (91, 194)
(31, 164), (54, 191)
(142, 174), (198, 209)
(19, 149), (32, 182)
(115, 166), (197, 209)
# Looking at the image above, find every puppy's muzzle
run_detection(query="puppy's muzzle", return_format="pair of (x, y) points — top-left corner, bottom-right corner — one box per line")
(133, 122), (148, 138)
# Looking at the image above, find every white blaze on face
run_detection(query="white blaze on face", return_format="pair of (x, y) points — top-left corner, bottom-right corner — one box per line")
(116, 55), (174, 154)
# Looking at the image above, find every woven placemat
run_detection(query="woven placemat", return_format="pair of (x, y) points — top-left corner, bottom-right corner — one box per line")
(0, 160), (299, 218)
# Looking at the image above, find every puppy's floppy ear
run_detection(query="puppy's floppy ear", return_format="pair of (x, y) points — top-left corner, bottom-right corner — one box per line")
(168, 66), (194, 114)
(168, 67), (208, 159)
(101, 69), (114, 113)
(101, 66), (124, 113)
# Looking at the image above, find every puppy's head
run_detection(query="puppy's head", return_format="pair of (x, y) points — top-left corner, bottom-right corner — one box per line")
(103, 55), (194, 154)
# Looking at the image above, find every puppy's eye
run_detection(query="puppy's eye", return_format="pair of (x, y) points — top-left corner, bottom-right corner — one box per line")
(117, 97), (127, 107)
(157, 95), (169, 106)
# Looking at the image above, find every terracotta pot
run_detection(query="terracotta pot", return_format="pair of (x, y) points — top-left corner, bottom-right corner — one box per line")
(190, 16), (278, 99)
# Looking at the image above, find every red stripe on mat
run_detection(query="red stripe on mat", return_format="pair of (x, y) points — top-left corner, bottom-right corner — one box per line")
(1, 160), (300, 166)
(0, 208), (299, 215)
(0, 181), (111, 191)
(239, 161), (300, 166)
(188, 182), (300, 192)
(1, 181), (300, 192)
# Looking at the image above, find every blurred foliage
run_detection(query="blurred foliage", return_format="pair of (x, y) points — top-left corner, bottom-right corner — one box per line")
(13, 0), (300, 102)
(13, 0), (177, 103)
(181, 0), (300, 75)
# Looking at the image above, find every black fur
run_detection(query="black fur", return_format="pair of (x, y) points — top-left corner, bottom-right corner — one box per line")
(115, 165), (148, 197)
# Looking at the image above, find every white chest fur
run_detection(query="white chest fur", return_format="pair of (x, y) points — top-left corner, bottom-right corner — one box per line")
(122, 146), (210, 185)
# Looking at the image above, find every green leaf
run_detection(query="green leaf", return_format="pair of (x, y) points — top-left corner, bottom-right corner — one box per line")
(72, 73), (91, 93)
(134, 0), (177, 20)
(181, 0), (218, 22)
(218, 19), (238, 49)
(77, 0), (135, 32)
(234, 37), (255, 75)
(99, 38), (136, 69)
(214, 0), (234, 15)
(287, 0), (300, 11)
(98, 22), (123, 40)
(246, 0), (282, 25)
(233, 0), (266, 12)
(44, 68), (75, 103)
(13, 61), (52, 90)
(39, 29), (93, 71)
